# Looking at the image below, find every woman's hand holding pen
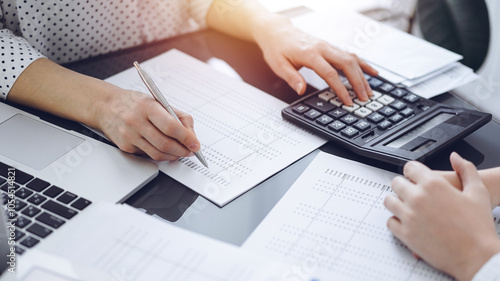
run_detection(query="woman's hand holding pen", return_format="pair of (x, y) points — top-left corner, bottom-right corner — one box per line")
(97, 90), (201, 161)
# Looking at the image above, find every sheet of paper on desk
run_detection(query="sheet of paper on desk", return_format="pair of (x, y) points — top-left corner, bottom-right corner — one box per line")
(299, 62), (477, 99)
(292, 9), (462, 81)
(34, 201), (307, 281)
(105, 49), (326, 207)
(243, 151), (500, 280)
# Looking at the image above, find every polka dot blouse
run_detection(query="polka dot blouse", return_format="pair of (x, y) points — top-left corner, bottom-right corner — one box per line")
(0, 0), (214, 100)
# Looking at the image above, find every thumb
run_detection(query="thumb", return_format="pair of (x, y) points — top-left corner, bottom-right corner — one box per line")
(268, 56), (306, 95)
(450, 152), (482, 195)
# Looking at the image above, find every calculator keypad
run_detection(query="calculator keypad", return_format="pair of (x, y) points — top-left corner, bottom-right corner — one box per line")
(286, 76), (420, 139)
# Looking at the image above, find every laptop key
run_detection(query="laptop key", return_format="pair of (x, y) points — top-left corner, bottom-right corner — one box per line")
(12, 169), (34, 185)
(27, 223), (53, 238)
(15, 199), (27, 211)
(15, 229), (26, 240)
(20, 236), (39, 248)
(36, 212), (66, 229)
(15, 246), (25, 255)
(43, 186), (64, 198)
(22, 206), (41, 218)
(26, 178), (51, 192)
(15, 188), (33, 200)
(41, 200), (77, 219)
(27, 194), (47, 205)
(16, 216), (32, 228)
(71, 198), (92, 211)
(57, 191), (77, 204)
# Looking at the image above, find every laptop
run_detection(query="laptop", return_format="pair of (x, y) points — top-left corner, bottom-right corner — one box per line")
(0, 101), (158, 255)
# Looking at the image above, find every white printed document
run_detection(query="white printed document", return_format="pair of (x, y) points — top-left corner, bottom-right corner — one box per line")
(243, 151), (500, 280)
(105, 49), (326, 206)
(24, 202), (304, 281)
(292, 9), (462, 80)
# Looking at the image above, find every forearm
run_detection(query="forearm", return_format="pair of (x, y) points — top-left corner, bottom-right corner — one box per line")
(7, 58), (117, 130)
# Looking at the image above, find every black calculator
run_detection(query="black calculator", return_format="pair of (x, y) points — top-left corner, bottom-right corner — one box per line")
(282, 75), (492, 165)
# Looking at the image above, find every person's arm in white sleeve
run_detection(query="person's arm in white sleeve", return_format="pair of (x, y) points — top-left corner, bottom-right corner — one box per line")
(0, 25), (45, 100)
(472, 253), (500, 281)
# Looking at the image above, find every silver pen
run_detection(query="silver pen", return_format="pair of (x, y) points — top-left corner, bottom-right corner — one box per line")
(133, 61), (209, 168)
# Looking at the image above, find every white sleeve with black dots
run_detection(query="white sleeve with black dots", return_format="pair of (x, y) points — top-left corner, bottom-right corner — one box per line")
(0, 0), (216, 101)
(0, 28), (45, 101)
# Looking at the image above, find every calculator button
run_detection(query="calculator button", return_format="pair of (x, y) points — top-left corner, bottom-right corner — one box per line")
(389, 114), (404, 123)
(379, 107), (397, 117)
(390, 88), (408, 98)
(328, 121), (346, 132)
(316, 115), (334, 126)
(341, 127), (360, 138)
(318, 91), (336, 101)
(369, 78), (384, 89)
(403, 94), (420, 104)
(354, 121), (371, 132)
(389, 101), (407, 111)
(367, 113), (385, 123)
(379, 83), (395, 93)
(347, 90), (357, 99)
(304, 109), (321, 120)
(354, 98), (370, 106)
(354, 107), (373, 118)
(292, 104), (310, 114)
(400, 108), (414, 117)
(342, 103), (360, 113)
(365, 101), (384, 112)
(370, 90), (383, 100)
(377, 95), (395, 105)
(377, 120), (392, 130)
(305, 97), (336, 113)
(330, 97), (343, 107)
(341, 114), (358, 125)
(328, 108), (348, 119)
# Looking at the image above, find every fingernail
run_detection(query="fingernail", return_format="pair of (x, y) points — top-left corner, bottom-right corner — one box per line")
(189, 143), (200, 152)
(296, 82), (303, 95)
(403, 161), (415, 175)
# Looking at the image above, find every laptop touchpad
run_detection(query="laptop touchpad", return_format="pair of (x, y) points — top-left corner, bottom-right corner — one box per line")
(0, 114), (84, 170)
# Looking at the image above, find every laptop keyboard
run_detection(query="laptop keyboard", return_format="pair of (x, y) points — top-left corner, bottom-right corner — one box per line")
(0, 161), (92, 254)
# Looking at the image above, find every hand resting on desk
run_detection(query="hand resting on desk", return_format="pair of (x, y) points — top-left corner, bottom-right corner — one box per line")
(384, 152), (500, 281)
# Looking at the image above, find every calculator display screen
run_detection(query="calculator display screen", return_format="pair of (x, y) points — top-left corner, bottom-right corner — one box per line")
(385, 113), (455, 149)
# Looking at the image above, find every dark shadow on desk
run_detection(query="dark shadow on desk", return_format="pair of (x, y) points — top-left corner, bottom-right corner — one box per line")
(125, 174), (198, 222)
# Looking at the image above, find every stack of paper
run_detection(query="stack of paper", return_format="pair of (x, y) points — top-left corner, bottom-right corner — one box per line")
(291, 9), (477, 98)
